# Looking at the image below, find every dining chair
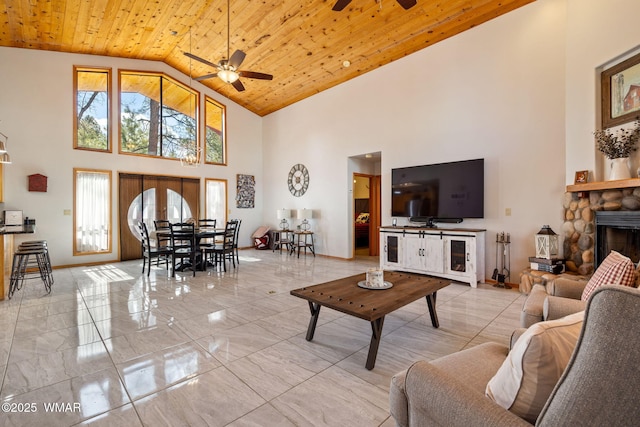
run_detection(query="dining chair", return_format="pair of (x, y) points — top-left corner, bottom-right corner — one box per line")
(232, 219), (242, 265)
(139, 222), (172, 276)
(153, 219), (172, 266)
(197, 218), (217, 258)
(169, 222), (198, 277)
(198, 219), (217, 228)
(212, 220), (239, 272)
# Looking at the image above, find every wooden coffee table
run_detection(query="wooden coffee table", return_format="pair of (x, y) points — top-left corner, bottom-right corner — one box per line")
(290, 271), (450, 370)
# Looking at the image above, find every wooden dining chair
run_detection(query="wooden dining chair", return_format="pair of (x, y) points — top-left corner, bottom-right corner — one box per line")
(169, 222), (198, 277)
(198, 219), (217, 228)
(232, 219), (242, 265)
(139, 222), (172, 276)
(153, 219), (172, 266)
(197, 219), (217, 259)
(212, 220), (239, 272)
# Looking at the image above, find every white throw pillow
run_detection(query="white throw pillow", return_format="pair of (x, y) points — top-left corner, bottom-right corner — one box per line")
(485, 311), (584, 423)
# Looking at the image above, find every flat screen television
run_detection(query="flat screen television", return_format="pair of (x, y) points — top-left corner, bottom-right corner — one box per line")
(391, 158), (484, 220)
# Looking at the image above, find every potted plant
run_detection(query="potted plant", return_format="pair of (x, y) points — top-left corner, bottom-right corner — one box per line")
(595, 118), (640, 180)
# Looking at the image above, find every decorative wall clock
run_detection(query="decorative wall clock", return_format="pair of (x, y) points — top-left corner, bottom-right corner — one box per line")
(288, 163), (309, 197)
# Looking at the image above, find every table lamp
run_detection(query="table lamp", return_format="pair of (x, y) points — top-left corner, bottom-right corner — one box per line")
(297, 208), (313, 231)
(277, 209), (291, 230)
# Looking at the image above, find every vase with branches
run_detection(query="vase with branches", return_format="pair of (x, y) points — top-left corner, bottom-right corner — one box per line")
(595, 118), (640, 159)
(595, 118), (640, 180)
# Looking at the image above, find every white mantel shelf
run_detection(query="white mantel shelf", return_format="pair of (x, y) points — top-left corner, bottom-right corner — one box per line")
(566, 178), (640, 193)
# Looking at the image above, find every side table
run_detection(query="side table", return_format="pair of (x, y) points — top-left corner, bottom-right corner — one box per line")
(291, 231), (315, 258)
(272, 229), (293, 253)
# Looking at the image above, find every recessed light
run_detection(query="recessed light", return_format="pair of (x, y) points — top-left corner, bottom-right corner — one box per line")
(342, 60), (351, 68)
(170, 30), (178, 36)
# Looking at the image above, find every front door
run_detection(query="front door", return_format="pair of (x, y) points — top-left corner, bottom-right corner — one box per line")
(119, 173), (200, 261)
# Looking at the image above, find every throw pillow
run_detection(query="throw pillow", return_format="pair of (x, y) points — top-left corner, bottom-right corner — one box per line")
(581, 250), (635, 302)
(485, 311), (584, 424)
(355, 213), (370, 224)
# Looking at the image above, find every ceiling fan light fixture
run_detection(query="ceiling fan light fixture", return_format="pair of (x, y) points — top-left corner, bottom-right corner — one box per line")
(218, 69), (240, 84)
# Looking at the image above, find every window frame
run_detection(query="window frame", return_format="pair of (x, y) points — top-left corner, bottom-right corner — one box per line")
(118, 70), (200, 162)
(73, 66), (112, 152)
(205, 96), (227, 166)
(73, 168), (113, 256)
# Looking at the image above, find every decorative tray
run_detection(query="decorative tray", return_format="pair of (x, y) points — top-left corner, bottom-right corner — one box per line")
(357, 280), (393, 290)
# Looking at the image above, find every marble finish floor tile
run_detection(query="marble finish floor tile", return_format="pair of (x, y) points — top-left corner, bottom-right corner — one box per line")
(196, 323), (283, 364)
(226, 403), (296, 427)
(116, 341), (221, 400)
(133, 366), (265, 426)
(227, 340), (333, 400)
(272, 365), (389, 426)
(76, 404), (143, 426)
(104, 322), (191, 364)
(0, 367), (129, 425)
(0, 252), (524, 426)
(2, 340), (112, 398)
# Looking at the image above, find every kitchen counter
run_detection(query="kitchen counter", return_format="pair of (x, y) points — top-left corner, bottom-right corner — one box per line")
(1, 224), (36, 234)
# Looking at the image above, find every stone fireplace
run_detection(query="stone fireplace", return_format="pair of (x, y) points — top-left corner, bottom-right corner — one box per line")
(563, 187), (640, 275)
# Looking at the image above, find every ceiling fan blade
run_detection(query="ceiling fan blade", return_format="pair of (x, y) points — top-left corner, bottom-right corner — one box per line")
(229, 50), (246, 69)
(238, 70), (273, 80)
(232, 79), (245, 92)
(194, 73), (218, 81)
(396, 0), (417, 9)
(332, 0), (351, 11)
(183, 52), (220, 69)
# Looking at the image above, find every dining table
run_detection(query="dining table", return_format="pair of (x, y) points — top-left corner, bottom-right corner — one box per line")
(151, 225), (225, 272)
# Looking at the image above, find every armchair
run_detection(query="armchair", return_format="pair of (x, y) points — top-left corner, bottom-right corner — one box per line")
(520, 276), (588, 328)
(521, 250), (638, 327)
(389, 285), (640, 426)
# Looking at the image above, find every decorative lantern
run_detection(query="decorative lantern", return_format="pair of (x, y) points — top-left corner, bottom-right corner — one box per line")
(535, 225), (558, 259)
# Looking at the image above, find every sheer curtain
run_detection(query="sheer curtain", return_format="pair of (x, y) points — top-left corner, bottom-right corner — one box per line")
(206, 179), (227, 226)
(75, 171), (110, 253)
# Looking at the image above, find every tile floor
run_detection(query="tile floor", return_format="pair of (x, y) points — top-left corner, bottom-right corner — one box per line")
(0, 250), (524, 426)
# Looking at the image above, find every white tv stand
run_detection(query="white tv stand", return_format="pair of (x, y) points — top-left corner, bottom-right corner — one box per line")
(379, 226), (486, 288)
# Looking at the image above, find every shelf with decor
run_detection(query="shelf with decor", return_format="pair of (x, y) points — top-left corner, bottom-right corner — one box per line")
(566, 178), (640, 193)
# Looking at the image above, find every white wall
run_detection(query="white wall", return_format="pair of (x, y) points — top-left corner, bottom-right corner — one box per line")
(565, 0), (640, 183)
(0, 47), (263, 266)
(263, 0), (568, 276)
(2, 0), (637, 278)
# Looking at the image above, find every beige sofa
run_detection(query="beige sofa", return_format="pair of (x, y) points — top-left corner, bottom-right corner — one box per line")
(389, 285), (640, 426)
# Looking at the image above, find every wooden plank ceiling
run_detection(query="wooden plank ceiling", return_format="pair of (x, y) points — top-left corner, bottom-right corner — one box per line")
(0, 0), (535, 116)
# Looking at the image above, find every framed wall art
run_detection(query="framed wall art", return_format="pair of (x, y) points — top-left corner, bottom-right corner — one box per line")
(574, 170), (588, 184)
(602, 50), (640, 128)
(236, 174), (255, 208)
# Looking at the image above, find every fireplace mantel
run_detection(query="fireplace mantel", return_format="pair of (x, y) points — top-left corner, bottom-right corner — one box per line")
(566, 178), (640, 193)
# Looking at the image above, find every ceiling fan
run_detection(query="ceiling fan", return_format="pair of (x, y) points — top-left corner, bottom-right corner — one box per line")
(332, 0), (417, 11)
(183, 0), (273, 92)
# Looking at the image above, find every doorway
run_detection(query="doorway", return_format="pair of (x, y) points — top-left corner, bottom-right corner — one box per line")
(119, 173), (200, 261)
(353, 172), (381, 257)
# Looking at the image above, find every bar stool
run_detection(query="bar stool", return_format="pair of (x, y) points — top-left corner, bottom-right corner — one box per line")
(8, 240), (53, 299)
(20, 240), (53, 283)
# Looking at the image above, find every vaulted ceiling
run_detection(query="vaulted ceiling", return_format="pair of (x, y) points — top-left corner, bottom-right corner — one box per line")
(1, 0), (535, 116)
